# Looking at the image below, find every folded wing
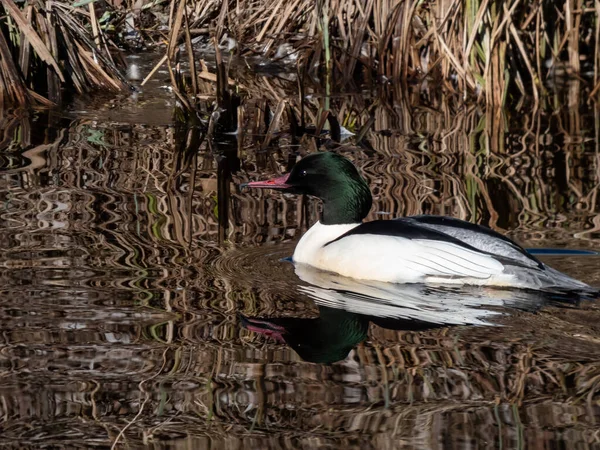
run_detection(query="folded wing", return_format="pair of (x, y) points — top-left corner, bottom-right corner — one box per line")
(321, 221), (508, 283)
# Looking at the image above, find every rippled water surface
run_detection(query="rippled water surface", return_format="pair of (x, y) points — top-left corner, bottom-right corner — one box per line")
(1, 71), (600, 449)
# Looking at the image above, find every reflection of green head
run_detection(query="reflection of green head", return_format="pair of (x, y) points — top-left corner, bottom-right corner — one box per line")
(283, 307), (369, 364)
(242, 307), (369, 364)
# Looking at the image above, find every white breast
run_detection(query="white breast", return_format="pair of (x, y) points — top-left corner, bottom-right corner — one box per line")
(293, 221), (360, 266)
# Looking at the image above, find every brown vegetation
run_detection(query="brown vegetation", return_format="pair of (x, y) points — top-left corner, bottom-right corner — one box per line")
(0, 0), (129, 106)
(2, 0), (600, 107)
(145, 0), (600, 108)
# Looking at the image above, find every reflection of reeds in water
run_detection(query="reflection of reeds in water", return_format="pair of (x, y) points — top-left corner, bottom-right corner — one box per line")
(1, 96), (600, 446)
(234, 84), (600, 251)
(2, 93), (600, 274)
(1, 313), (599, 447)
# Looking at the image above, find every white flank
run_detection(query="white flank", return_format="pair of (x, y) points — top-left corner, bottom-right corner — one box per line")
(293, 223), (513, 285)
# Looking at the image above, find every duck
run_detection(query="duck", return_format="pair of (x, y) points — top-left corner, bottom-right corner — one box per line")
(244, 151), (597, 293)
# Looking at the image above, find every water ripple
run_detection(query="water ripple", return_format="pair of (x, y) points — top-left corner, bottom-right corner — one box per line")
(0, 100), (599, 448)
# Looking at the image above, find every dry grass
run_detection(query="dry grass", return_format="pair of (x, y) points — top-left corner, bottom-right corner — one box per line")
(152, 0), (600, 107)
(3, 0), (599, 107)
(0, 0), (129, 106)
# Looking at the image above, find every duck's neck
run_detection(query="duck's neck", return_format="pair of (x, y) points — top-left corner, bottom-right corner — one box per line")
(321, 181), (372, 225)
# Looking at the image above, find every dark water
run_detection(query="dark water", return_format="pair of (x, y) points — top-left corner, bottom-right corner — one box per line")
(1, 67), (600, 448)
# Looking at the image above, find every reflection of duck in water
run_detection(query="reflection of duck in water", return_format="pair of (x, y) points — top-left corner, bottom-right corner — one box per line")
(244, 152), (597, 296)
(242, 266), (582, 363)
(240, 307), (369, 364)
(292, 264), (581, 325)
(240, 306), (444, 364)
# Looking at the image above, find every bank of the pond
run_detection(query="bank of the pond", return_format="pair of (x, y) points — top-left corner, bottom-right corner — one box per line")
(2, 0), (600, 107)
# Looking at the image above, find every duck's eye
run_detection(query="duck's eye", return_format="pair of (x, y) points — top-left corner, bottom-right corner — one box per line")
(300, 170), (307, 177)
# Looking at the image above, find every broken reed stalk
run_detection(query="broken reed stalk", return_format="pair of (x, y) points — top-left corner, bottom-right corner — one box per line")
(0, 0), (128, 106)
(161, 0), (599, 106)
(6, 0), (597, 107)
(0, 26), (29, 106)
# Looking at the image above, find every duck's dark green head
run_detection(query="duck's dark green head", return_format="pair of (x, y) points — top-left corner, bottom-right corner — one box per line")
(245, 152), (372, 224)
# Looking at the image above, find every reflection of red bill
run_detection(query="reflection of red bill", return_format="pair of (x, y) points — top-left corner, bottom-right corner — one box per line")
(240, 315), (286, 343)
(245, 324), (285, 343)
(244, 173), (291, 189)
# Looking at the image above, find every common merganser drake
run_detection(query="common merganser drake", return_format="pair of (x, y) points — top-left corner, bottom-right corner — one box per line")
(245, 152), (596, 292)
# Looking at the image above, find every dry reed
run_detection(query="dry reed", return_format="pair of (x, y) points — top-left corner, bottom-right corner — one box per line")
(151, 0), (600, 107)
(0, 0), (129, 106)
(4, 0), (599, 107)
